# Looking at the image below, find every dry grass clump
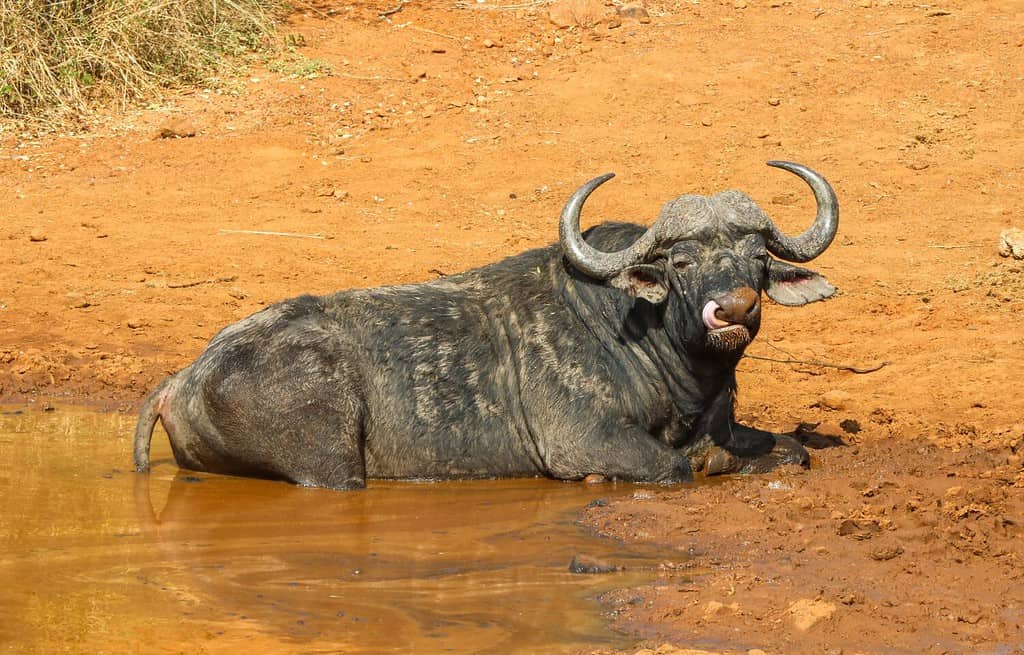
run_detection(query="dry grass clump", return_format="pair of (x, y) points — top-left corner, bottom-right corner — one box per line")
(0, 0), (283, 120)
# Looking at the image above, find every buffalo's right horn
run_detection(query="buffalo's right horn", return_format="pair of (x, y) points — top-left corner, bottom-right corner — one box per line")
(559, 174), (658, 279)
(762, 161), (839, 262)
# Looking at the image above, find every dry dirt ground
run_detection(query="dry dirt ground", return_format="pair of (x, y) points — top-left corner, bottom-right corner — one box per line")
(2, 0), (1024, 653)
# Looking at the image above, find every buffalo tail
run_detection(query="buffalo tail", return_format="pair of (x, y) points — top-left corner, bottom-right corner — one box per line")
(133, 374), (175, 472)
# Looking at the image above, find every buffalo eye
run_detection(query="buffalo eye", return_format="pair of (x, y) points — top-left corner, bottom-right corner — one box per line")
(672, 255), (694, 271)
(670, 244), (698, 270)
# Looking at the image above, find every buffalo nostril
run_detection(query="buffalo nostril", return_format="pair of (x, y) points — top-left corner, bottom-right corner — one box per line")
(713, 287), (760, 324)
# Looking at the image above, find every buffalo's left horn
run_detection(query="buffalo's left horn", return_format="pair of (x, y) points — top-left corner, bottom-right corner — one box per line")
(762, 161), (839, 262)
(559, 173), (658, 279)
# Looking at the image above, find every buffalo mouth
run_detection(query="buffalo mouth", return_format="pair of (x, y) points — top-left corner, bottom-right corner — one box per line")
(702, 300), (753, 353)
(705, 324), (752, 353)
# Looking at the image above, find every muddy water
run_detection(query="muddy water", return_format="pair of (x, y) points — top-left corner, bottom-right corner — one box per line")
(0, 408), (679, 655)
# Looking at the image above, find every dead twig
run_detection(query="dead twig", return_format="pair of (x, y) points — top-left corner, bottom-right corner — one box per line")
(379, 1), (406, 18)
(339, 72), (411, 83)
(168, 275), (238, 289)
(394, 23), (462, 40)
(457, 0), (555, 10)
(744, 354), (889, 375)
(219, 229), (326, 239)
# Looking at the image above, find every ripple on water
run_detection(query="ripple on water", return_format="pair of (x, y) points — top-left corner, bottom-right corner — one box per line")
(0, 406), (677, 654)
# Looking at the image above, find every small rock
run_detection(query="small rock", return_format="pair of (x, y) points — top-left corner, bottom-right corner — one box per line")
(29, 229), (47, 242)
(787, 598), (836, 632)
(482, 38), (498, 48)
(839, 418), (861, 434)
(703, 600), (739, 617)
(870, 543), (904, 561)
(837, 518), (881, 540)
(332, 189), (350, 201)
(569, 554), (622, 574)
(583, 473), (607, 484)
(126, 319), (146, 329)
(700, 116), (713, 127)
(704, 600), (726, 616)
(905, 161), (929, 171)
(998, 227), (1024, 259)
(767, 97), (781, 106)
(817, 390), (852, 411)
(155, 118), (196, 139)
(616, 3), (650, 22)
(228, 287), (248, 300)
(733, 0), (747, 8)
(748, 650), (768, 655)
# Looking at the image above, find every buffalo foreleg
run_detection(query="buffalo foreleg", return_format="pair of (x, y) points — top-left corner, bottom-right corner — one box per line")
(686, 375), (810, 475)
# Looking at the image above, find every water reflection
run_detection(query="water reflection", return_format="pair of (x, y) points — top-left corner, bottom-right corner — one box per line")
(0, 407), (674, 654)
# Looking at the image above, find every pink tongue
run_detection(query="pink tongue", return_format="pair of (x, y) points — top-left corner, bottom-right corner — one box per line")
(702, 301), (730, 329)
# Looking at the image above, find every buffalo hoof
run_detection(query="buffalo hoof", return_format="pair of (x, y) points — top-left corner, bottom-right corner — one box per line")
(705, 434), (810, 476)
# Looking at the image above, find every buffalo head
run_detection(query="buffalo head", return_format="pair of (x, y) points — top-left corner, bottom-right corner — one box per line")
(559, 161), (838, 355)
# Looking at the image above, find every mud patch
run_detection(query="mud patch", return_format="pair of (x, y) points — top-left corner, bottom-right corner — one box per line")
(582, 437), (1024, 654)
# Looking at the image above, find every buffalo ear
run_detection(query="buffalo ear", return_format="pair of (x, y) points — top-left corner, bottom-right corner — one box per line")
(766, 259), (836, 306)
(611, 264), (669, 304)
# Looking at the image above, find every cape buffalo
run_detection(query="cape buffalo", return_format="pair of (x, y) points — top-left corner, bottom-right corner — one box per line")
(134, 161), (839, 489)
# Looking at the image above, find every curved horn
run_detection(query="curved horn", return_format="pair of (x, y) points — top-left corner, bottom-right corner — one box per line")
(763, 161), (839, 262)
(559, 173), (657, 279)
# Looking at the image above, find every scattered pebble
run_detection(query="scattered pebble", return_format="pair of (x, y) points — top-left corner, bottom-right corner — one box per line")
(29, 229), (47, 242)
(617, 3), (651, 22)
(817, 390), (852, 411)
(998, 227), (1024, 259)
(787, 598), (836, 632)
(839, 418), (861, 434)
(155, 118), (196, 139)
(870, 543), (904, 561)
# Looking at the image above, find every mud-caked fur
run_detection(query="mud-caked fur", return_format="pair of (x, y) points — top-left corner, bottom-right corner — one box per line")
(135, 218), (834, 489)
